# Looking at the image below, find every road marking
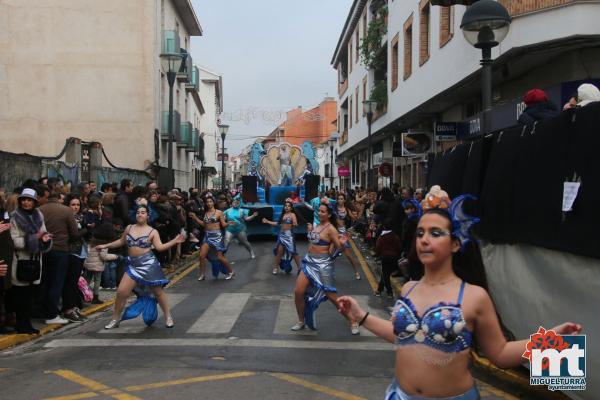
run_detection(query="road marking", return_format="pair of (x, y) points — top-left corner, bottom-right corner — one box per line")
(273, 298), (317, 336)
(45, 337), (392, 351)
(122, 371), (256, 392)
(354, 295), (391, 337)
(476, 380), (519, 399)
(270, 373), (367, 400)
(165, 262), (198, 288)
(97, 294), (188, 334)
(349, 238), (378, 291)
(186, 292), (251, 334)
(44, 393), (98, 400)
(46, 370), (142, 400)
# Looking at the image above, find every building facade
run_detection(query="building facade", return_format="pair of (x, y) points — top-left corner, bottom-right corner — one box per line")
(0, 0), (210, 190)
(332, 0), (600, 190)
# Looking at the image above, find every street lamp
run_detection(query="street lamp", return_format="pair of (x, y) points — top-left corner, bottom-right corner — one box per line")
(160, 51), (184, 190)
(362, 99), (378, 190)
(460, 0), (511, 134)
(327, 134), (339, 190)
(218, 124), (229, 190)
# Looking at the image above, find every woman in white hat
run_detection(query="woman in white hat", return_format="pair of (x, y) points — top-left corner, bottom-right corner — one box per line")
(10, 188), (53, 334)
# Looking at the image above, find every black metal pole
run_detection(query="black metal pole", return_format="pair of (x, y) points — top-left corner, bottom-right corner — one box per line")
(329, 145), (334, 190)
(221, 133), (226, 190)
(480, 46), (492, 135)
(366, 112), (373, 190)
(167, 71), (176, 190)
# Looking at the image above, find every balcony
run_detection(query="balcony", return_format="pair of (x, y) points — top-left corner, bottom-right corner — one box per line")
(177, 51), (193, 83)
(160, 110), (180, 141)
(186, 66), (199, 92)
(161, 30), (180, 55)
(498, 0), (572, 16)
(187, 128), (199, 153)
(177, 121), (193, 148)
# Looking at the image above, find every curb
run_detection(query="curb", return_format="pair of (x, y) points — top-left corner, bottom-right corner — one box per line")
(347, 235), (568, 399)
(0, 252), (199, 351)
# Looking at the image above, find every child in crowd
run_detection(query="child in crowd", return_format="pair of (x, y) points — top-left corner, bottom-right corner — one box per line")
(374, 221), (402, 298)
(84, 223), (119, 303)
(101, 218), (124, 290)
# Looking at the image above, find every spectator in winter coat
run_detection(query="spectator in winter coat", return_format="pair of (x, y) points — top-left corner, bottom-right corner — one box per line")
(374, 222), (402, 298)
(84, 223), (119, 304)
(517, 89), (559, 125)
(113, 179), (133, 226)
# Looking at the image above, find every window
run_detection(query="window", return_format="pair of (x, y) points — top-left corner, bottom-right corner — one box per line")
(362, 76), (367, 116)
(404, 14), (413, 80)
(355, 87), (359, 123)
(419, 0), (430, 66)
(349, 95), (353, 129)
(355, 30), (360, 63)
(391, 34), (399, 91)
(362, 11), (367, 43)
(439, 6), (454, 48)
(349, 42), (353, 74)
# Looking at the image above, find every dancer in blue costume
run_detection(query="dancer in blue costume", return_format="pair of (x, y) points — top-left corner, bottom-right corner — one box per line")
(188, 195), (235, 281)
(337, 190), (582, 399)
(98, 205), (184, 329)
(291, 200), (359, 335)
(335, 193), (361, 280)
(223, 195), (258, 259)
(261, 199), (302, 275)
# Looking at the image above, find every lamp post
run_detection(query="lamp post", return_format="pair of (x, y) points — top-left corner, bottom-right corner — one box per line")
(218, 124), (229, 190)
(460, 0), (511, 135)
(160, 52), (184, 190)
(362, 100), (378, 190)
(327, 134), (339, 190)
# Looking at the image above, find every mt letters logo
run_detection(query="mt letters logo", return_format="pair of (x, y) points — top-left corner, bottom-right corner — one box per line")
(522, 327), (586, 391)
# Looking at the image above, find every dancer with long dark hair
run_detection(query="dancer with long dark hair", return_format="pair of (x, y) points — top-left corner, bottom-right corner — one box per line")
(189, 195), (234, 281)
(291, 200), (360, 335)
(335, 193), (361, 280)
(337, 192), (582, 399)
(262, 199), (301, 274)
(98, 205), (184, 329)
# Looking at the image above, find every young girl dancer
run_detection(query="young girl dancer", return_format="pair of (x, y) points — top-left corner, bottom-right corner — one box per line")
(337, 194), (582, 399)
(98, 205), (184, 329)
(335, 193), (361, 280)
(189, 195), (234, 281)
(292, 201), (360, 335)
(262, 199), (302, 274)
(223, 195), (258, 259)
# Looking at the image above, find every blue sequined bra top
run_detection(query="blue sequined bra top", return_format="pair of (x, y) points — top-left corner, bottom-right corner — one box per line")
(392, 281), (472, 353)
(307, 228), (330, 246)
(203, 212), (219, 224)
(126, 228), (154, 249)
(281, 214), (293, 224)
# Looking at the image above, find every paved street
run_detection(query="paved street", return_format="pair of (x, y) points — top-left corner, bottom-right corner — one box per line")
(0, 238), (538, 400)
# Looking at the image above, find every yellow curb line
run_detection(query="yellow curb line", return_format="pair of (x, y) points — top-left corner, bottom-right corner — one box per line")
(0, 255), (199, 352)
(270, 373), (367, 400)
(43, 370), (257, 400)
(348, 235), (554, 398)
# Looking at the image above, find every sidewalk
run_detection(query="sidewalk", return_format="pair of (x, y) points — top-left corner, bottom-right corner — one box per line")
(347, 233), (569, 400)
(0, 253), (199, 351)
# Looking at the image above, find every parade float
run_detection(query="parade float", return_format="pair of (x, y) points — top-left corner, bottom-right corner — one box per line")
(240, 141), (320, 236)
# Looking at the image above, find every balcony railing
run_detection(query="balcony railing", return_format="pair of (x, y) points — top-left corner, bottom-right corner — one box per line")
(187, 128), (199, 152)
(177, 51), (193, 83)
(161, 30), (180, 54)
(177, 121), (193, 148)
(186, 66), (199, 92)
(160, 110), (181, 141)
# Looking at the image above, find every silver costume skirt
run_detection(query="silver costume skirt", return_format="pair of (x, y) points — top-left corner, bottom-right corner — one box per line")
(274, 230), (297, 255)
(385, 380), (480, 400)
(300, 253), (337, 330)
(126, 252), (169, 287)
(203, 229), (226, 252)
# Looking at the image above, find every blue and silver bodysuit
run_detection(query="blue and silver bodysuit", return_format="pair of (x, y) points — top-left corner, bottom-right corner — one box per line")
(385, 281), (479, 400)
(300, 228), (337, 330)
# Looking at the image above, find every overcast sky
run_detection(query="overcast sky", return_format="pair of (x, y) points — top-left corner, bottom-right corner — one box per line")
(189, 0), (353, 155)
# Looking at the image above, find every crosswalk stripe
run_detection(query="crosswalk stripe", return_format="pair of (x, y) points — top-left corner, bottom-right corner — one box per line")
(98, 294), (188, 334)
(186, 292), (251, 334)
(273, 298), (317, 336)
(354, 295), (391, 337)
